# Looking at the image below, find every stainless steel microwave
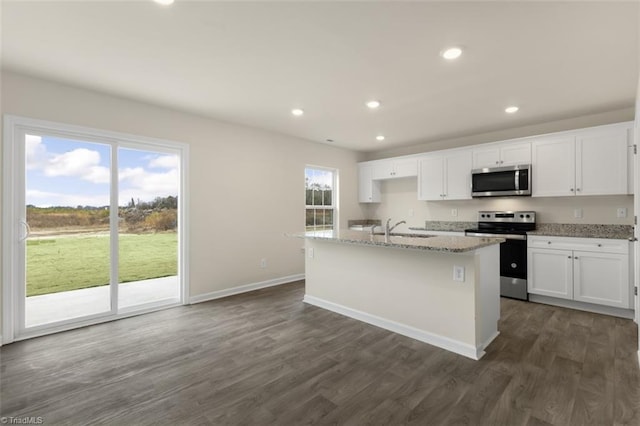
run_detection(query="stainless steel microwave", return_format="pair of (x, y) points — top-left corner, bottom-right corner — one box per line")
(471, 164), (531, 197)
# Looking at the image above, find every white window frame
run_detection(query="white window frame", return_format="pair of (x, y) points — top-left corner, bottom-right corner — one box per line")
(304, 165), (338, 232)
(2, 115), (190, 344)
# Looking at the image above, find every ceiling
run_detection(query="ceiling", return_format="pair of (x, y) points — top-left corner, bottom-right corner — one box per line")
(2, 1), (638, 152)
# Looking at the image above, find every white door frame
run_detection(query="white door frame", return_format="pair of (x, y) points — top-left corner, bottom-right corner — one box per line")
(2, 115), (190, 344)
(635, 110), (640, 366)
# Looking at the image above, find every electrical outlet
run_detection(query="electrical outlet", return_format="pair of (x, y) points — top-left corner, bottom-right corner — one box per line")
(408, 209), (414, 217)
(260, 258), (267, 268)
(308, 248), (314, 259)
(453, 265), (465, 282)
(574, 209), (583, 219)
(451, 208), (458, 217)
(617, 208), (627, 218)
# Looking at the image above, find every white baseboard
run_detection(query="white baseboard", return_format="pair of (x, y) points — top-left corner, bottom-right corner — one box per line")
(189, 274), (304, 304)
(303, 294), (485, 360)
(529, 294), (635, 319)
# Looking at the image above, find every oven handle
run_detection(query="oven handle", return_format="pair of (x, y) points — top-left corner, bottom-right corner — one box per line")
(465, 232), (527, 241)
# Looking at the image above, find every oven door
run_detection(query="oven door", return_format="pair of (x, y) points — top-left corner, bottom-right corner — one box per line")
(466, 232), (528, 300)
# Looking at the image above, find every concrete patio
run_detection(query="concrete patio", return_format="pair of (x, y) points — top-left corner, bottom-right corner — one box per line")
(26, 276), (180, 327)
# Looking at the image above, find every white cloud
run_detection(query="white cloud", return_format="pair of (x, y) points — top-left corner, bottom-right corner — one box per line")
(26, 137), (179, 206)
(118, 166), (179, 205)
(149, 155), (179, 169)
(45, 148), (110, 184)
(26, 134), (47, 170)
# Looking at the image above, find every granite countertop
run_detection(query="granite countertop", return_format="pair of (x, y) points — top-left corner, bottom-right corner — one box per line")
(528, 224), (634, 240)
(288, 229), (504, 253)
(409, 221), (475, 233)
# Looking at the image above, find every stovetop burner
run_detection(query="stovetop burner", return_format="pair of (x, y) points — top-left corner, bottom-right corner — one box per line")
(465, 211), (536, 234)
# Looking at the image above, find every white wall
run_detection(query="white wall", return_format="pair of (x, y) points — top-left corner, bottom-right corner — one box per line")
(0, 71), (366, 329)
(364, 177), (633, 231)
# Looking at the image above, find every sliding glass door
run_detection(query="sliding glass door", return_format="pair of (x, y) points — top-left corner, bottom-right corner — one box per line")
(117, 147), (180, 310)
(3, 116), (187, 341)
(24, 135), (113, 327)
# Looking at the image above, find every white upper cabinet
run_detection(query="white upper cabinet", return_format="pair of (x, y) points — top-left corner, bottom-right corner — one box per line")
(417, 155), (444, 201)
(472, 141), (531, 169)
(532, 122), (631, 197)
(575, 125), (629, 196)
(372, 158), (418, 180)
(418, 150), (472, 201)
(531, 135), (576, 197)
(358, 121), (631, 203)
(358, 163), (381, 203)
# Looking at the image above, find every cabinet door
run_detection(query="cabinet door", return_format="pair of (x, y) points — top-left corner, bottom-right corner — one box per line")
(472, 146), (501, 169)
(576, 126), (628, 196)
(393, 159), (418, 178)
(573, 251), (630, 308)
(500, 141), (531, 167)
(531, 136), (576, 197)
(371, 161), (394, 180)
(358, 164), (380, 203)
(444, 151), (472, 200)
(528, 248), (573, 299)
(418, 155), (444, 201)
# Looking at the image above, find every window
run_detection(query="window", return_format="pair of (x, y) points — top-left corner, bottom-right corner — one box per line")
(305, 167), (336, 232)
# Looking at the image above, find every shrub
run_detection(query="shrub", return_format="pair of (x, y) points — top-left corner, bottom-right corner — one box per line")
(144, 210), (177, 232)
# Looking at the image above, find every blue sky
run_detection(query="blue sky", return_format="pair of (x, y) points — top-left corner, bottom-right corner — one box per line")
(305, 167), (333, 189)
(26, 134), (179, 208)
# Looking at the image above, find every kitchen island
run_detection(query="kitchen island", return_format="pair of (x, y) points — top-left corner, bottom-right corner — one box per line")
(291, 230), (504, 360)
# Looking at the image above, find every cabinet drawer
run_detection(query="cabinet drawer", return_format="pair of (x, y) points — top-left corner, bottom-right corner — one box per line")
(528, 235), (629, 254)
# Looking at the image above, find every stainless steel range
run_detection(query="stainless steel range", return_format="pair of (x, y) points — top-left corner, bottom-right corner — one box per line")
(465, 211), (536, 301)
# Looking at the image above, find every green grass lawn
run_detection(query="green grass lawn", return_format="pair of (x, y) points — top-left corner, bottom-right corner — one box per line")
(27, 233), (177, 296)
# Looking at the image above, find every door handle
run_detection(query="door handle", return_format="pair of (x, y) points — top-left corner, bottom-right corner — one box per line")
(19, 220), (31, 242)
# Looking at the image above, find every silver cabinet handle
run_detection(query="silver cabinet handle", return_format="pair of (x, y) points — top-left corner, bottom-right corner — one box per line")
(568, 256), (572, 258)
(570, 188), (574, 192)
(597, 244), (602, 247)
(547, 241), (552, 244)
(576, 188), (581, 192)
(574, 256), (579, 260)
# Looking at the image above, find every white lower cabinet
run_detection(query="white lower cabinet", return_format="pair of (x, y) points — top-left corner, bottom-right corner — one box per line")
(573, 251), (629, 307)
(528, 248), (574, 300)
(528, 236), (631, 309)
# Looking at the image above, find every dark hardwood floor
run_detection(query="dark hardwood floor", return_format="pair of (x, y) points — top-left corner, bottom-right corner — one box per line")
(1, 281), (639, 425)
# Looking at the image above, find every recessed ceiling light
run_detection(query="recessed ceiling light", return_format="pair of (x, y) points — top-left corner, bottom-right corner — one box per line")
(291, 108), (304, 116)
(505, 106), (519, 114)
(366, 100), (381, 109)
(154, 0), (175, 5)
(376, 135), (385, 141)
(441, 47), (463, 60)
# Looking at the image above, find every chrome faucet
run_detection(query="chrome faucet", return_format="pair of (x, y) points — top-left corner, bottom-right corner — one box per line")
(386, 218), (406, 238)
